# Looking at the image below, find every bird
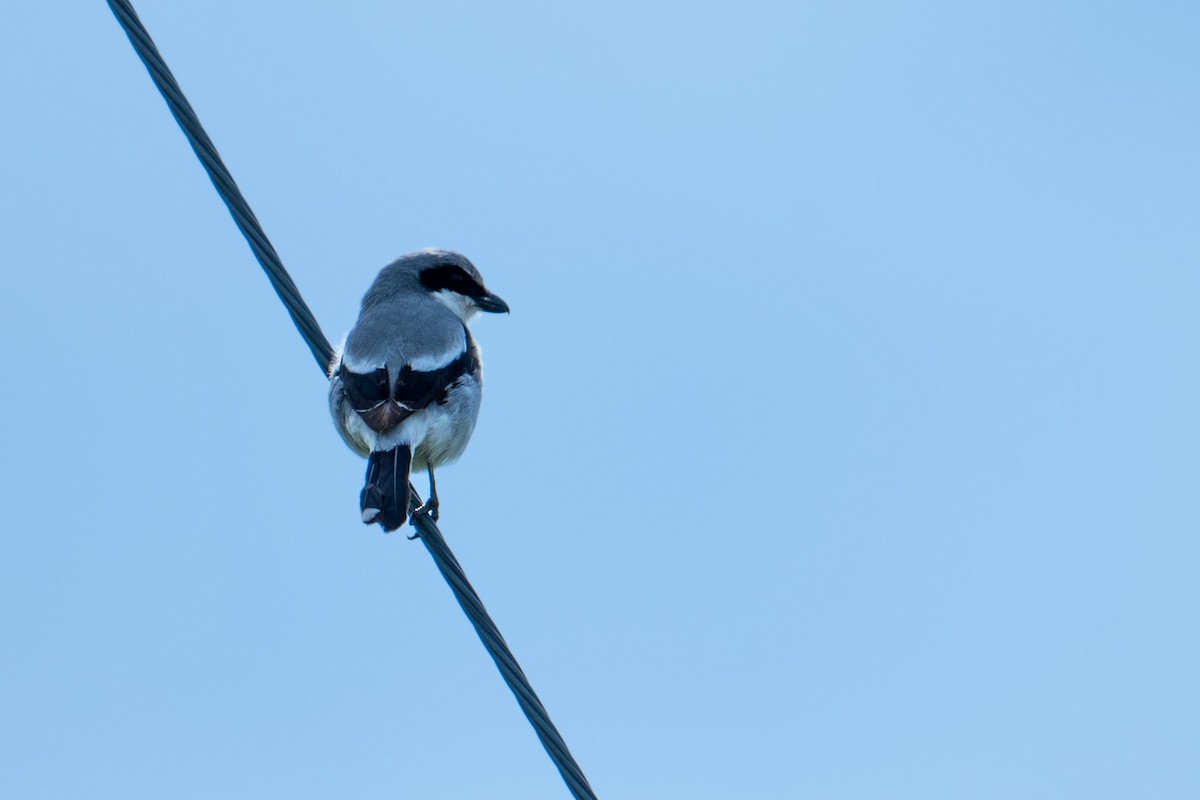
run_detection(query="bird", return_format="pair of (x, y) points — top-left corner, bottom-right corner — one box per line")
(328, 249), (509, 532)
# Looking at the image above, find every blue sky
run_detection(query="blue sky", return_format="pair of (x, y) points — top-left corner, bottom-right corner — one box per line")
(1, 2), (1198, 798)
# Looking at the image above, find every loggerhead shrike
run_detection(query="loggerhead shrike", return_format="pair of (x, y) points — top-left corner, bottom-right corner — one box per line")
(328, 250), (509, 532)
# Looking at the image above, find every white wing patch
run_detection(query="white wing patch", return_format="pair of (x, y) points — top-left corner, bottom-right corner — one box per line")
(407, 339), (467, 371)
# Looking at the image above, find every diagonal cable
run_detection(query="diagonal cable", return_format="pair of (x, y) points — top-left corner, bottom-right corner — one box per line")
(106, 0), (332, 371)
(105, 2), (597, 798)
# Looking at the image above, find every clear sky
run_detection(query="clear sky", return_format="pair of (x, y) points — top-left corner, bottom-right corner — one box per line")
(1, 2), (1197, 798)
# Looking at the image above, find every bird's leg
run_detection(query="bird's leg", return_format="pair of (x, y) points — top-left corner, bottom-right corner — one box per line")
(408, 465), (441, 529)
(425, 465), (440, 522)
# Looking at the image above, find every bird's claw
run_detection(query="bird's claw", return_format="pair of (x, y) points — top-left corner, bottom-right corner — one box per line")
(408, 498), (440, 534)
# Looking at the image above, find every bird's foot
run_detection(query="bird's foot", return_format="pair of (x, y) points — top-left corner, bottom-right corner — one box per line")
(407, 466), (440, 537)
(408, 496), (440, 528)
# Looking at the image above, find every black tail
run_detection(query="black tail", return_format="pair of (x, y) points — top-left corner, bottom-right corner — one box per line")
(361, 445), (412, 532)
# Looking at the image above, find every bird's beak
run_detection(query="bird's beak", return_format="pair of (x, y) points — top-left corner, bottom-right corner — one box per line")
(474, 293), (510, 314)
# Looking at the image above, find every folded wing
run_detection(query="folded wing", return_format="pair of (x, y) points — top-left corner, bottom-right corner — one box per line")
(339, 330), (479, 435)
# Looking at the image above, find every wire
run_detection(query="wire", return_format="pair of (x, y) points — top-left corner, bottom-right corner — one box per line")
(105, 3), (598, 798)
(106, 0), (333, 371)
(412, 516), (598, 798)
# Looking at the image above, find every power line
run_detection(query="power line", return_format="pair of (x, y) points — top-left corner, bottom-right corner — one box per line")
(106, 0), (333, 371)
(105, 3), (598, 797)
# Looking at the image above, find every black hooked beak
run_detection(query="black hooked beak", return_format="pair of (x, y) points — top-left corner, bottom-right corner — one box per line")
(474, 292), (510, 314)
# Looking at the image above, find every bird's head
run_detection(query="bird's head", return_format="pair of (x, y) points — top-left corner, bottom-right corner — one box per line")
(374, 251), (506, 323)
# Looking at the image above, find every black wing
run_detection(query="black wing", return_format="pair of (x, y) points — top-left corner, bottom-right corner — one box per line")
(341, 366), (390, 413)
(339, 327), (479, 433)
